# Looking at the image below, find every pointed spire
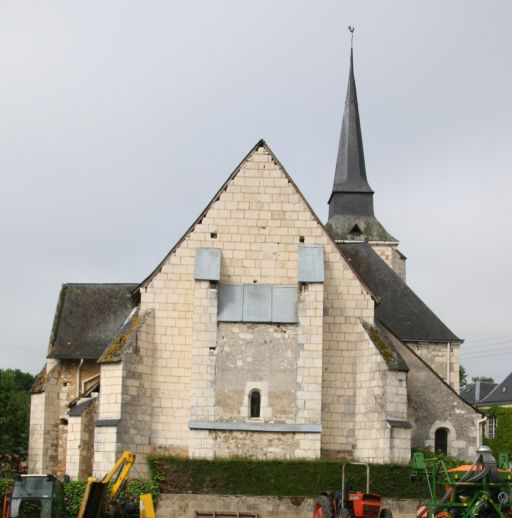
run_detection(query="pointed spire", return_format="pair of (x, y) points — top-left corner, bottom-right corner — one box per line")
(328, 46), (374, 219)
(326, 35), (397, 243)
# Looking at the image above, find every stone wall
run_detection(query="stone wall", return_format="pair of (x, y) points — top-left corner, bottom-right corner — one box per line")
(156, 494), (418, 518)
(211, 431), (320, 460)
(115, 312), (156, 478)
(392, 336), (480, 459)
(214, 323), (299, 423)
(28, 363), (61, 474)
(138, 144), (376, 462)
(353, 329), (410, 463)
(66, 397), (98, 480)
(408, 342), (461, 393)
(371, 244), (406, 281)
(28, 358), (100, 475)
(93, 362), (124, 477)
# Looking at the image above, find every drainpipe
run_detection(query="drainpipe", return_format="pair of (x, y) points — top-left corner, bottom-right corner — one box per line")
(446, 342), (451, 386)
(476, 416), (487, 448)
(76, 358), (84, 398)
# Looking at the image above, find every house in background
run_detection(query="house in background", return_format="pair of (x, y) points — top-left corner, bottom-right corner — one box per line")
(461, 373), (512, 441)
(29, 49), (481, 480)
(460, 380), (498, 407)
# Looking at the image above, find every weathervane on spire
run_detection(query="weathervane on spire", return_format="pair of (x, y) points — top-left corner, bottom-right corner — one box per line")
(348, 25), (355, 48)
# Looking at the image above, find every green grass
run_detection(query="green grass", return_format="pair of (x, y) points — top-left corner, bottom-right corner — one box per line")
(148, 456), (431, 499)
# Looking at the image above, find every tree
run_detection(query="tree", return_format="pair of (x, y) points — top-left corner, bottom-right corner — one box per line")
(460, 365), (468, 388)
(0, 369), (34, 457)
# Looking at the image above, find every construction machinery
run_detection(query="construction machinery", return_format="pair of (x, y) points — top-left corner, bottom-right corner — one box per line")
(77, 451), (155, 518)
(2, 451), (155, 518)
(313, 462), (393, 518)
(411, 445), (512, 518)
(2, 474), (64, 518)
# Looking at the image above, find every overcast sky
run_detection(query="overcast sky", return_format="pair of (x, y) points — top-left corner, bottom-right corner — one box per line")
(1, 1), (511, 382)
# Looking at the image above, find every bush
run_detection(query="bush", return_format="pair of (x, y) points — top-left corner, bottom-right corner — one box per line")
(63, 481), (87, 516)
(148, 456), (431, 499)
(483, 407), (512, 458)
(0, 478), (12, 503)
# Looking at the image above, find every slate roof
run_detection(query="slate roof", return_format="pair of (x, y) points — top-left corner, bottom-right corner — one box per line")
(479, 373), (512, 406)
(69, 398), (94, 417)
(47, 283), (138, 360)
(460, 381), (498, 406)
(339, 242), (461, 343)
(326, 49), (396, 242)
(326, 214), (397, 243)
(330, 49), (373, 197)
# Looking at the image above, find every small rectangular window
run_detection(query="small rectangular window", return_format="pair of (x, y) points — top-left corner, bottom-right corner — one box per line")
(487, 416), (497, 439)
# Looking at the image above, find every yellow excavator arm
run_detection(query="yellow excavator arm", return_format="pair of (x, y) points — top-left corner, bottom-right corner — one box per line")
(102, 450), (136, 499)
(77, 451), (155, 518)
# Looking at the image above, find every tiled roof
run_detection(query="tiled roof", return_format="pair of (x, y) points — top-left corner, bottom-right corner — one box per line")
(339, 242), (461, 343)
(47, 283), (138, 360)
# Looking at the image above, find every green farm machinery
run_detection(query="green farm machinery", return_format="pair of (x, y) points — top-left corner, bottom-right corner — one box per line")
(411, 446), (512, 518)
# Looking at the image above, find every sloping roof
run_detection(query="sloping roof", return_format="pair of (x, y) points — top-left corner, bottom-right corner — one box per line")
(69, 398), (95, 417)
(340, 242), (461, 343)
(361, 320), (408, 372)
(31, 365), (57, 394)
(326, 214), (397, 242)
(47, 283), (138, 360)
(379, 320), (481, 415)
(479, 373), (512, 405)
(460, 381), (498, 406)
(98, 308), (152, 363)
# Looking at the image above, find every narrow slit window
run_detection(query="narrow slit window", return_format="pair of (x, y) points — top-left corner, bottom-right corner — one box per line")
(249, 390), (261, 418)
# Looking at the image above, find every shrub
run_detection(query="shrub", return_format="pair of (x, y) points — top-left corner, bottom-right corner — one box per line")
(148, 456), (431, 499)
(483, 407), (512, 458)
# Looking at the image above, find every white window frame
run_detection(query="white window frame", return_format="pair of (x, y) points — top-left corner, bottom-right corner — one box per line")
(487, 415), (497, 439)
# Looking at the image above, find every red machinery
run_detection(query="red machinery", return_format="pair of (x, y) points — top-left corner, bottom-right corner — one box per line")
(314, 462), (393, 518)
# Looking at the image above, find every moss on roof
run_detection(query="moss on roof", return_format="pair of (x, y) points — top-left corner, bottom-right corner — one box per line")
(31, 365), (57, 394)
(99, 310), (151, 363)
(361, 320), (408, 372)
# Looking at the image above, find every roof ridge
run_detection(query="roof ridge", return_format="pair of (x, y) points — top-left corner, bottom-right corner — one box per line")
(479, 372), (512, 404)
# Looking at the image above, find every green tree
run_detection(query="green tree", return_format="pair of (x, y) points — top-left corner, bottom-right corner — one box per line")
(459, 365), (468, 388)
(0, 369), (34, 457)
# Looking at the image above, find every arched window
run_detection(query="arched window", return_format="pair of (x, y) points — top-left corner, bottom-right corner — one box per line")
(249, 390), (261, 418)
(435, 428), (448, 455)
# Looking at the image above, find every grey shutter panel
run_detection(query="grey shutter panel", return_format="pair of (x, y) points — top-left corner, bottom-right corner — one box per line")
(218, 284), (243, 321)
(298, 245), (324, 282)
(271, 286), (298, 323)
(194, 248), (221, 281)
(242, 284), (272, 322)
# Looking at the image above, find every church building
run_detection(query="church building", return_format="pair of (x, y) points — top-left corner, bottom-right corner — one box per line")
(29, 49), (481, 479)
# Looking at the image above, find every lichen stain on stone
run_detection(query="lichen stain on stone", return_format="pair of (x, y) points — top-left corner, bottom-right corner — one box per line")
(368, 326), (394, 364)
(101, 314), (141, 362)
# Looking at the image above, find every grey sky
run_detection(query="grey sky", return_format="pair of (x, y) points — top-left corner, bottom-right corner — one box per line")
(1, 1), (511, 382)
